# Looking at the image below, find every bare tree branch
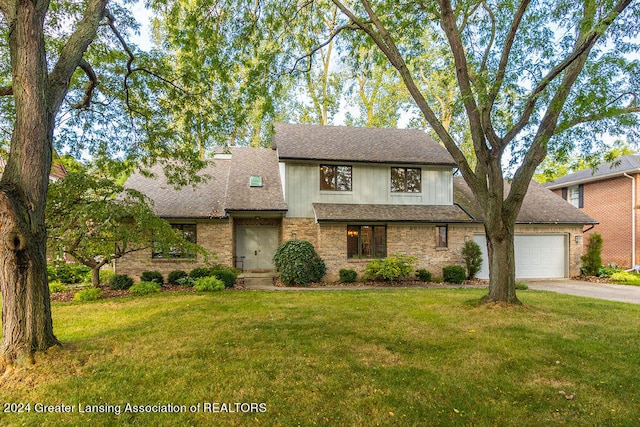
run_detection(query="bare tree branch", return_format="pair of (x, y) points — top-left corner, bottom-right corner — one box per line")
(0, 86), (12, 96)
(70, 58), (98, 110)
(290, 23), (358, 73)
(48, 0), (108, 115)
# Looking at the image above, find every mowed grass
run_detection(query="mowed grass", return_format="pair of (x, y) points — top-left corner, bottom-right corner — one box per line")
(2, 288), (640, 426)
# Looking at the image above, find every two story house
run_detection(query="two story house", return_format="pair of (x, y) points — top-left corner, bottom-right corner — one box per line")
(546, 154), (640, 269)
(115, 123), (594, 281)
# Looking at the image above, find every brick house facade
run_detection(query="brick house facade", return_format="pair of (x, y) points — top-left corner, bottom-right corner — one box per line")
(547, 155), (640, 269)
(116, 123), (595, 282)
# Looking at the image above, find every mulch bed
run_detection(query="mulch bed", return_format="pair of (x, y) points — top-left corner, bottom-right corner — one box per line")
(273, 278), (489, 288)
(50, 284), (197, 303)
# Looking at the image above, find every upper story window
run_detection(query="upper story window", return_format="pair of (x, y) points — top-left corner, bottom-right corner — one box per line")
(391, 167), (421, 193)
(320, 165), (352, 191)
(563, 184), (584, 208)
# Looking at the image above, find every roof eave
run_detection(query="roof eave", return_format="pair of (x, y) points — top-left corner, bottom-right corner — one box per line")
(546, 168), (640, 189)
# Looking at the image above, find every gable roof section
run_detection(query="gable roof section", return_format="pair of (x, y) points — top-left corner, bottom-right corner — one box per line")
(546, 154), (640, 189)
(124, 147), (287, 219)
(313, 203), (474, 223)
(273, 122), (456, 166)
(454, 178), (598, 224)
(224, 148), (287, 212)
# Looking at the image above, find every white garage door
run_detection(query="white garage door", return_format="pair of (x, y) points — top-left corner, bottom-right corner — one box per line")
(474, 234), (568, 279)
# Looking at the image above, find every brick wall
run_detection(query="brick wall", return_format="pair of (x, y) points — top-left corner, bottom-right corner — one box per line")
(114, 220), (233, 281)
(553, 175), (639, 268)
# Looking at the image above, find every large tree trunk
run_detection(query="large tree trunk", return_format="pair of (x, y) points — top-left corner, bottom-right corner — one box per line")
(483, 222), (520, 304)
(0, 0), (59, 368)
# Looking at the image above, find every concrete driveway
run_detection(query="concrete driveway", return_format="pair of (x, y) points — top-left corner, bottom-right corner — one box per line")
(525, 279), (640, 304)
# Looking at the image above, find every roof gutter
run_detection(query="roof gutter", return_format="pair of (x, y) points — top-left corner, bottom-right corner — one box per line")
(624, 173), (636, 268)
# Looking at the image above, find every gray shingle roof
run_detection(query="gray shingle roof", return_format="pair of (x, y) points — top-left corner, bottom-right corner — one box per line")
(454, 178), (598, 224)
(273, 122), (456, 166)
(313, 203), (474, 222)
(124, 148), (286, 218)
(546, 154), (640, 188)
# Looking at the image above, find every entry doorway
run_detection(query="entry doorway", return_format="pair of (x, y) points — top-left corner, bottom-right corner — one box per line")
(236, 226), (279, 271)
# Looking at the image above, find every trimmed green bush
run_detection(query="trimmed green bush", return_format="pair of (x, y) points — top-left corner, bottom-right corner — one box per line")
(168, 270), (188, 285)
(273, 239), (326, 286)
(49, 280), (67, 293)
(443, 265), (466, 284)
(73, 287), (103, 302)
(597, 265), (620, 278)
(140, 270), (164, 285)
(109, 274), (134, 290)
(339, 269), (358, 283)
(189, 267), (213, 279)
(416, 269), (432, 282)
(364, 254), (417, 281)
(130, 281), (162, 295)
(210, 266), (239, 288)
(194, 276), (225, 292)
(581, 233), (603, 276)
(461, 240), (483, 279)
(515, 282), (529, 290)
(54, 263), (90, 284)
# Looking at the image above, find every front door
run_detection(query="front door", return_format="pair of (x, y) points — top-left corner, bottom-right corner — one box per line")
(236, 226), (279, 271)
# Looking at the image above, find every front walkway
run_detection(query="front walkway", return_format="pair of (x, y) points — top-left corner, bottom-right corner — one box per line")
(525, 279), (640, 304)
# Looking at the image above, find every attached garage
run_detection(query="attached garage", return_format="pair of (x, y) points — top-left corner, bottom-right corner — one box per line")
(474, 234), (569, 279)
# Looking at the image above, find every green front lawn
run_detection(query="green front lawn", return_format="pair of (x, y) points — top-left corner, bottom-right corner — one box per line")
(2, 289), (640, 426)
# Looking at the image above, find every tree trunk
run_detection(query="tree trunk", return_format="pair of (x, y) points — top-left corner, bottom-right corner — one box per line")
(91, 266), (101, 287)
(483, 222), (521, 304)
(0, 0), (60, 368)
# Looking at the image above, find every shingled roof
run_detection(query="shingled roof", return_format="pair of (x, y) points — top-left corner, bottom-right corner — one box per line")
(546, 154), (640, 189)
(454, 178), (598, 224)
(313, 203), (474, 223)
(273, 122), (456, 166)
(124, 148), (287, 218)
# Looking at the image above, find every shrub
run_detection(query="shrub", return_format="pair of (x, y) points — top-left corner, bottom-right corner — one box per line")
(130, 281), (162, 295)
(416, 269), (432, 282)
(515, 282), (529, 290)
(364, 254), (417, 281)
(273, 240), (326, 286)
(168, 270), (188, 285)
(339, 269), (358, 283)
(140, 270), (164, 285)
(47, 264), (57, 282)
(54, 263), (90, 284)
(109, 274), (134, 290)
(581, 233), (603, 276)
(210, 266), (239, 288)
(461, 240), (483, 279)
(73, 287), (102, 302)
(610, 271), (638, 283)
(177, 276), (195, 287)
(597, 265), (620, 278)
(99, 269), (115, 285)
(49, 280), (67, 293)
(443, 265), (466, 284)
(194, 276), (225, 292)
(189, 267), (213, 279)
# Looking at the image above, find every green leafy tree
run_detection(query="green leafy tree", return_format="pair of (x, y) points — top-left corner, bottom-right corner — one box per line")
(581, 233), (603, 276)
(46, 161), (206, 288)
(329, 0), (639, 303)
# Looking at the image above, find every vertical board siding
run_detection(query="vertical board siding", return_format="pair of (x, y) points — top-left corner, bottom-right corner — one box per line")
(284, 163), (453, 218)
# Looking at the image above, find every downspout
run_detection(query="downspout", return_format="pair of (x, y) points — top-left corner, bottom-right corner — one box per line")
(624, 173), (636, 269)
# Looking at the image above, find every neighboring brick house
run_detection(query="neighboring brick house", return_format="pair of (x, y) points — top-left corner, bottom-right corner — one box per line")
(115, 123), (596, 281)
(546, 155), (640, 269)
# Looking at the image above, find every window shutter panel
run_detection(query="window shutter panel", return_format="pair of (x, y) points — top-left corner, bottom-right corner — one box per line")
(561, 187), (568, 200)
